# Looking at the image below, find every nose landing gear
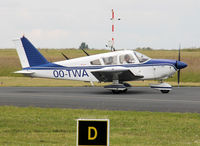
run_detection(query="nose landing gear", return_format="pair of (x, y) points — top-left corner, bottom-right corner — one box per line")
(150, 82), (172, 94)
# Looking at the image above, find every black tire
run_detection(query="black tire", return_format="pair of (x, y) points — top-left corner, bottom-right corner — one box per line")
(161, 90), (170, 94)
(122, 88), (128, 93)
(112, 89), (128, 94)
(112, 90), (120, 94)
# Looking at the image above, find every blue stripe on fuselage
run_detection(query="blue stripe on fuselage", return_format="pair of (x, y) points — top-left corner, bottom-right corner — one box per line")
(22, 59), (178, 71)
(144, 59), (177, 66)
(144, 59), (177, 69)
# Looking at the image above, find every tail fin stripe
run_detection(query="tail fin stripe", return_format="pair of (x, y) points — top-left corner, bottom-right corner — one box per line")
(21, 37), (49, 67)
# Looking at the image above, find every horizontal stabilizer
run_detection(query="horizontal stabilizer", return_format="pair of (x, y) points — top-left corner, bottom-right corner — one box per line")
(14, 70), (34, 74)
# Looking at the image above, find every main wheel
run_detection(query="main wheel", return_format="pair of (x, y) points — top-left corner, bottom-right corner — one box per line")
(160, 90), (170, 94)
(122, 88), (128, 93)
(112, 89), (128, 94)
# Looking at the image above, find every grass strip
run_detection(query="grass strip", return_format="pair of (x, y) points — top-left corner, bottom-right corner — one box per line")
(0, 106), (200, 145)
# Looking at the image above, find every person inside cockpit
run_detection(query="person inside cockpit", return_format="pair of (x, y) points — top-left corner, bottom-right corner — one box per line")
(120, 54), (135, 64)
(124, 54), (132, 63)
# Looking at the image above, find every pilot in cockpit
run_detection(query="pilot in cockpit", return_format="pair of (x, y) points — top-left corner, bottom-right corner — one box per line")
(124, 54), (133, 64)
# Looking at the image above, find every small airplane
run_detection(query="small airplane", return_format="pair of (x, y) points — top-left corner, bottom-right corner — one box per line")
(13, 36), (187, 94)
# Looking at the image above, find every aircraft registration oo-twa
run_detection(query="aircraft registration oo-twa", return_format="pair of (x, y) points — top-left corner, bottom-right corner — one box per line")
(13, 36), (187, 94)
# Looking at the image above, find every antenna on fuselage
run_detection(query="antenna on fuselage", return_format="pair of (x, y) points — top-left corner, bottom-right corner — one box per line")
(81, 48), (90, 56)
(106, 9), (120, 51)
(61, 52), (69, 60)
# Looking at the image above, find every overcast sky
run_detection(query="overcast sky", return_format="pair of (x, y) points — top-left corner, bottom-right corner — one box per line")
(0, 0), (200, 49)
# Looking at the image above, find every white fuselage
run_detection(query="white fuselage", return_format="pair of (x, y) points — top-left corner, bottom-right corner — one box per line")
(26, 50), (176, 82)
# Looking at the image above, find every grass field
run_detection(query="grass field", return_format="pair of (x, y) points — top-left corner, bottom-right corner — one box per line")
(0, 106), (200, 145)
(0, 49), (199, 86)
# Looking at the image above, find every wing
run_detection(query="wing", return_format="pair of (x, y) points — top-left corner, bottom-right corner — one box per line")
(91, 67), (143, 82)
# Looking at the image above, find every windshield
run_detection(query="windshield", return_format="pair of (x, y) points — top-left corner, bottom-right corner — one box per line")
(134, 51), (150, 63)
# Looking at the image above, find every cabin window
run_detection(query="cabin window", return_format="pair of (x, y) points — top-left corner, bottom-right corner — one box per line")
(119, 54), (135, 64)
(103, 56), (117, 65)
(134, 52), (150, 63)
(90, 59), (101, 65)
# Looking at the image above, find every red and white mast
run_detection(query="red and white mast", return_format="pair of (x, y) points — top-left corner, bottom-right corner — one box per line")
(111, 9), (115, 51)
(109, 9), (120, 51)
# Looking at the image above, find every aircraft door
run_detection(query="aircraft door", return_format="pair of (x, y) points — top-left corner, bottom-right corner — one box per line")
(153, 66), (156, 79)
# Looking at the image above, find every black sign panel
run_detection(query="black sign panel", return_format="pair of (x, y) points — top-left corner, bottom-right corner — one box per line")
(77, 119), (109, 146)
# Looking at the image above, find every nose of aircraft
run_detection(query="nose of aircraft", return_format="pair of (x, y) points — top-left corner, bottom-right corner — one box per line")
(176, 61), (187, 69)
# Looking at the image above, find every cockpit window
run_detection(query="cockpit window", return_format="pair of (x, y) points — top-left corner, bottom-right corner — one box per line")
(90, 59), (101, 65)
(103, 56), (117, 65)
(134, 51), (150, 63)
(119, 54), (135, 64)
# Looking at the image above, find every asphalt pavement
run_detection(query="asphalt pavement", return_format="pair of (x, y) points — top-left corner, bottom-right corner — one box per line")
(0, 87), (200, 113)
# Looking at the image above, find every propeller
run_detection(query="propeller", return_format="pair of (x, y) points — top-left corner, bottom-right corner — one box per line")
(177, 44), (181, 87)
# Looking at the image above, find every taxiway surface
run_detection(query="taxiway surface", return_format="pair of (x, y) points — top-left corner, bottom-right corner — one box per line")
(0, 87), (199, 113)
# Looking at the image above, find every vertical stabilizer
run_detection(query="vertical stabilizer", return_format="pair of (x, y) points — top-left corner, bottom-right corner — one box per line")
(13, 36), (49, 68)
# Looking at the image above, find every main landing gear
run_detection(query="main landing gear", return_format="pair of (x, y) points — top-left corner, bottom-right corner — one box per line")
(104, 80), (172, 94)
(104, 80), (131, 94)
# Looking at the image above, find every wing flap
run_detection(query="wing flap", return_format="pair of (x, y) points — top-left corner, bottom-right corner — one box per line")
(91, 67), (143, 82)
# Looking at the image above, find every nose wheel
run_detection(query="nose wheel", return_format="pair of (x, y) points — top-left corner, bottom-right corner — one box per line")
(150, 82), (172, 94)
(111, 90), (121, 94)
